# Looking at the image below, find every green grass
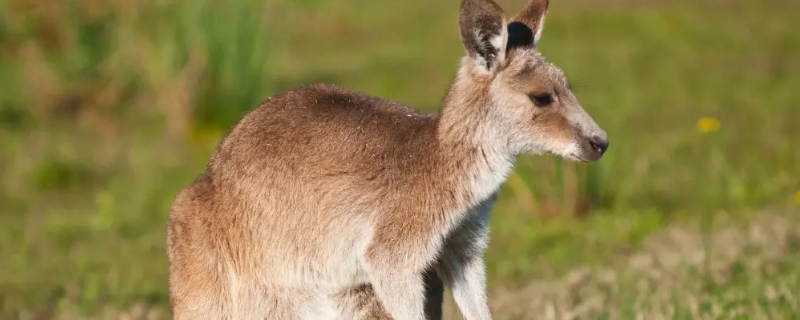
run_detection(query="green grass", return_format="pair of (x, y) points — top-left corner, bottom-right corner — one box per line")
(1, 0), (799, 318)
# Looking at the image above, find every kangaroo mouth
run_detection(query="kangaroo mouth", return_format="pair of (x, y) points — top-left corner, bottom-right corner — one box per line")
(555, 136), (608, 163)
(563, 152), (595, 163)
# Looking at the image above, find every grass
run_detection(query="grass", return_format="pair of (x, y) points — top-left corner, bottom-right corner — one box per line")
(0, 0), (799, 318)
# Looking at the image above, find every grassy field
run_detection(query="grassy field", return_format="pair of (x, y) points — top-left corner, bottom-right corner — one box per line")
(1, 0), (799, 318)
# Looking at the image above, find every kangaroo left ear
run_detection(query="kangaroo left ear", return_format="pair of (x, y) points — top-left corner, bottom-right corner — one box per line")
(513, 0), (549, 47)
(458, 0), (508, 72)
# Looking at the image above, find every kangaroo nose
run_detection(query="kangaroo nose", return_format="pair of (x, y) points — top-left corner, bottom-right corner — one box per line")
(589, 135), (609, 155)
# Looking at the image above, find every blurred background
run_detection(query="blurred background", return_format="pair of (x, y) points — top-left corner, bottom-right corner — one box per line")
(1, 0), (798, 319)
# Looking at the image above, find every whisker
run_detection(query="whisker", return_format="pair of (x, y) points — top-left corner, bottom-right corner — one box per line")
(568, 77), (593, 94)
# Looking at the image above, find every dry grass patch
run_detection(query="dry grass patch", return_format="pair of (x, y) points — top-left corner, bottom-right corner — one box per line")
(444, 212), (800, 320)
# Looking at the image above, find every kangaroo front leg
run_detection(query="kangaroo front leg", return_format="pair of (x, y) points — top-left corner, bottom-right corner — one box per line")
(363, 224), (439, 320)
(440, 253), (491, 320)
(365, 262), (426, 320)
(335, 269), (443, 320)
(438, 204), (494, 320)
(335, 268), (444, 320)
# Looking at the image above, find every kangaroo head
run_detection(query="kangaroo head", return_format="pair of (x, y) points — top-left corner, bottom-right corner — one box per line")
(457, 0), (608, 162)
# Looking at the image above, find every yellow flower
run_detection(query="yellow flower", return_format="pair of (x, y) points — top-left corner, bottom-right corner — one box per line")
(795, 190), (800, 206)
(696, 116), (720, 133)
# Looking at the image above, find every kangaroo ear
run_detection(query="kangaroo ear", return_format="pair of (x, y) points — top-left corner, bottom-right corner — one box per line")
(512, 0), (549, 47)
(458, 0), (508, 71)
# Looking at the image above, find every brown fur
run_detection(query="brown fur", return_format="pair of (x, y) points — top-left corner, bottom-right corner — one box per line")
(166, 0), (608, 319)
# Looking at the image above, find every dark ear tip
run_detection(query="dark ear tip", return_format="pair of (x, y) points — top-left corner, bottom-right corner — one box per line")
(507, 22), (534, 49)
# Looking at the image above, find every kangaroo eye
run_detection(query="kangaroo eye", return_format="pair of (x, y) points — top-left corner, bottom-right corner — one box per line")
(529, 94), (553, 107)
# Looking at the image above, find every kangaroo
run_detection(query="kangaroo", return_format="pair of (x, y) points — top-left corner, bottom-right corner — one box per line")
(166, 0), (608, 319)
